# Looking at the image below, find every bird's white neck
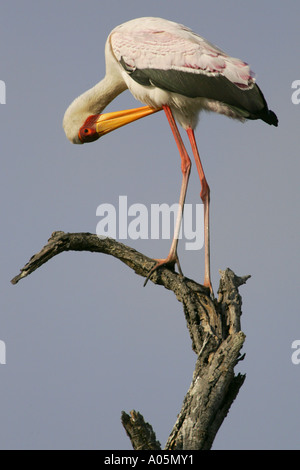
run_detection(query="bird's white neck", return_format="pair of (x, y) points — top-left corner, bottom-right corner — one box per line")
(63, 72), (127, 144)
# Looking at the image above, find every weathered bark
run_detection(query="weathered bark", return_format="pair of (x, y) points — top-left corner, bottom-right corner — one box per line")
(11, 231), (249, 450)
(121, 410), (161, 450)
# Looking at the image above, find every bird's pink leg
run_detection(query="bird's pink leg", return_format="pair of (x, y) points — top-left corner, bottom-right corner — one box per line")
(144, 105), (191, 286)
(186, 128), (212, 293)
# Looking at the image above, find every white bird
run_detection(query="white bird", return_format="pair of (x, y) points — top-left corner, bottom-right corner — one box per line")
(63, 17), (278, 293)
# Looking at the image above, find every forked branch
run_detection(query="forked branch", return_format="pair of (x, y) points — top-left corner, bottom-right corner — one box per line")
(12, 230), (250, 450)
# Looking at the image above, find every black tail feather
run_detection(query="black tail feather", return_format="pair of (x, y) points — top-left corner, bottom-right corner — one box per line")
(263, 109), (278, 127)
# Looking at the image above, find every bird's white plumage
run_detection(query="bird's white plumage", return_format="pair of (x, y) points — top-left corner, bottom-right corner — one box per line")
(110, 18), (254, 88)
(104, 17), (257, 129)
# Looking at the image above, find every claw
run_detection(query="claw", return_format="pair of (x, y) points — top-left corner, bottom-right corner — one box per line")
(143, 256), (183, 287)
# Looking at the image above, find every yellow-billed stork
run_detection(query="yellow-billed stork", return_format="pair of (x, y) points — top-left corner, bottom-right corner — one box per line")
(63, 17), (278, 293)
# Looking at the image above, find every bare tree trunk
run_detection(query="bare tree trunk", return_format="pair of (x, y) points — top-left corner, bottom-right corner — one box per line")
(11, 231), (249, 450)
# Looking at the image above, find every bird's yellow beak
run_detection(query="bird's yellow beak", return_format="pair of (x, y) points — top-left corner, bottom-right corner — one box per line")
(78, 106), (162, 143)
(95, 106), (162, 137)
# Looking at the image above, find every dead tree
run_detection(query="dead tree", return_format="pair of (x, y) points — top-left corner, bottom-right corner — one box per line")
(11, 231), (249, 450)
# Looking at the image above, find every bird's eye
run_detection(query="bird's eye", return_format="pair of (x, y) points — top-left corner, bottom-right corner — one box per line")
(78, 116), (101, 143)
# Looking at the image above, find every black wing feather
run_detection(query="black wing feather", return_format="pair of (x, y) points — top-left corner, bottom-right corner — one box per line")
(120, 58), (278, 126)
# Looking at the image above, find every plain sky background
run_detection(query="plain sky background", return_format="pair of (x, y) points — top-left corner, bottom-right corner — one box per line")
(1, 0), (299, 450)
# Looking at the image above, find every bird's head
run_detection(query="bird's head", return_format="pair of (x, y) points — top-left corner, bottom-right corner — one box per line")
(63, 105), (97, 144)
(63, 106), (161, 145)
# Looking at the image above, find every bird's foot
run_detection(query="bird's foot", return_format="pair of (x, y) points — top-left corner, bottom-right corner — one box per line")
(143, 255), (183, 287)
(203, 278), (215, 300)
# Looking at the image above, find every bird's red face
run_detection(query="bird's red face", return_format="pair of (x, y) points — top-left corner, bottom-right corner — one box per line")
(78, 106), (162, 143)
(78, 115), (101, 143)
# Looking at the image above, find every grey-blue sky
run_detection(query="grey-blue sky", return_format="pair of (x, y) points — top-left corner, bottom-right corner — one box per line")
(1, 0), (299, 449)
